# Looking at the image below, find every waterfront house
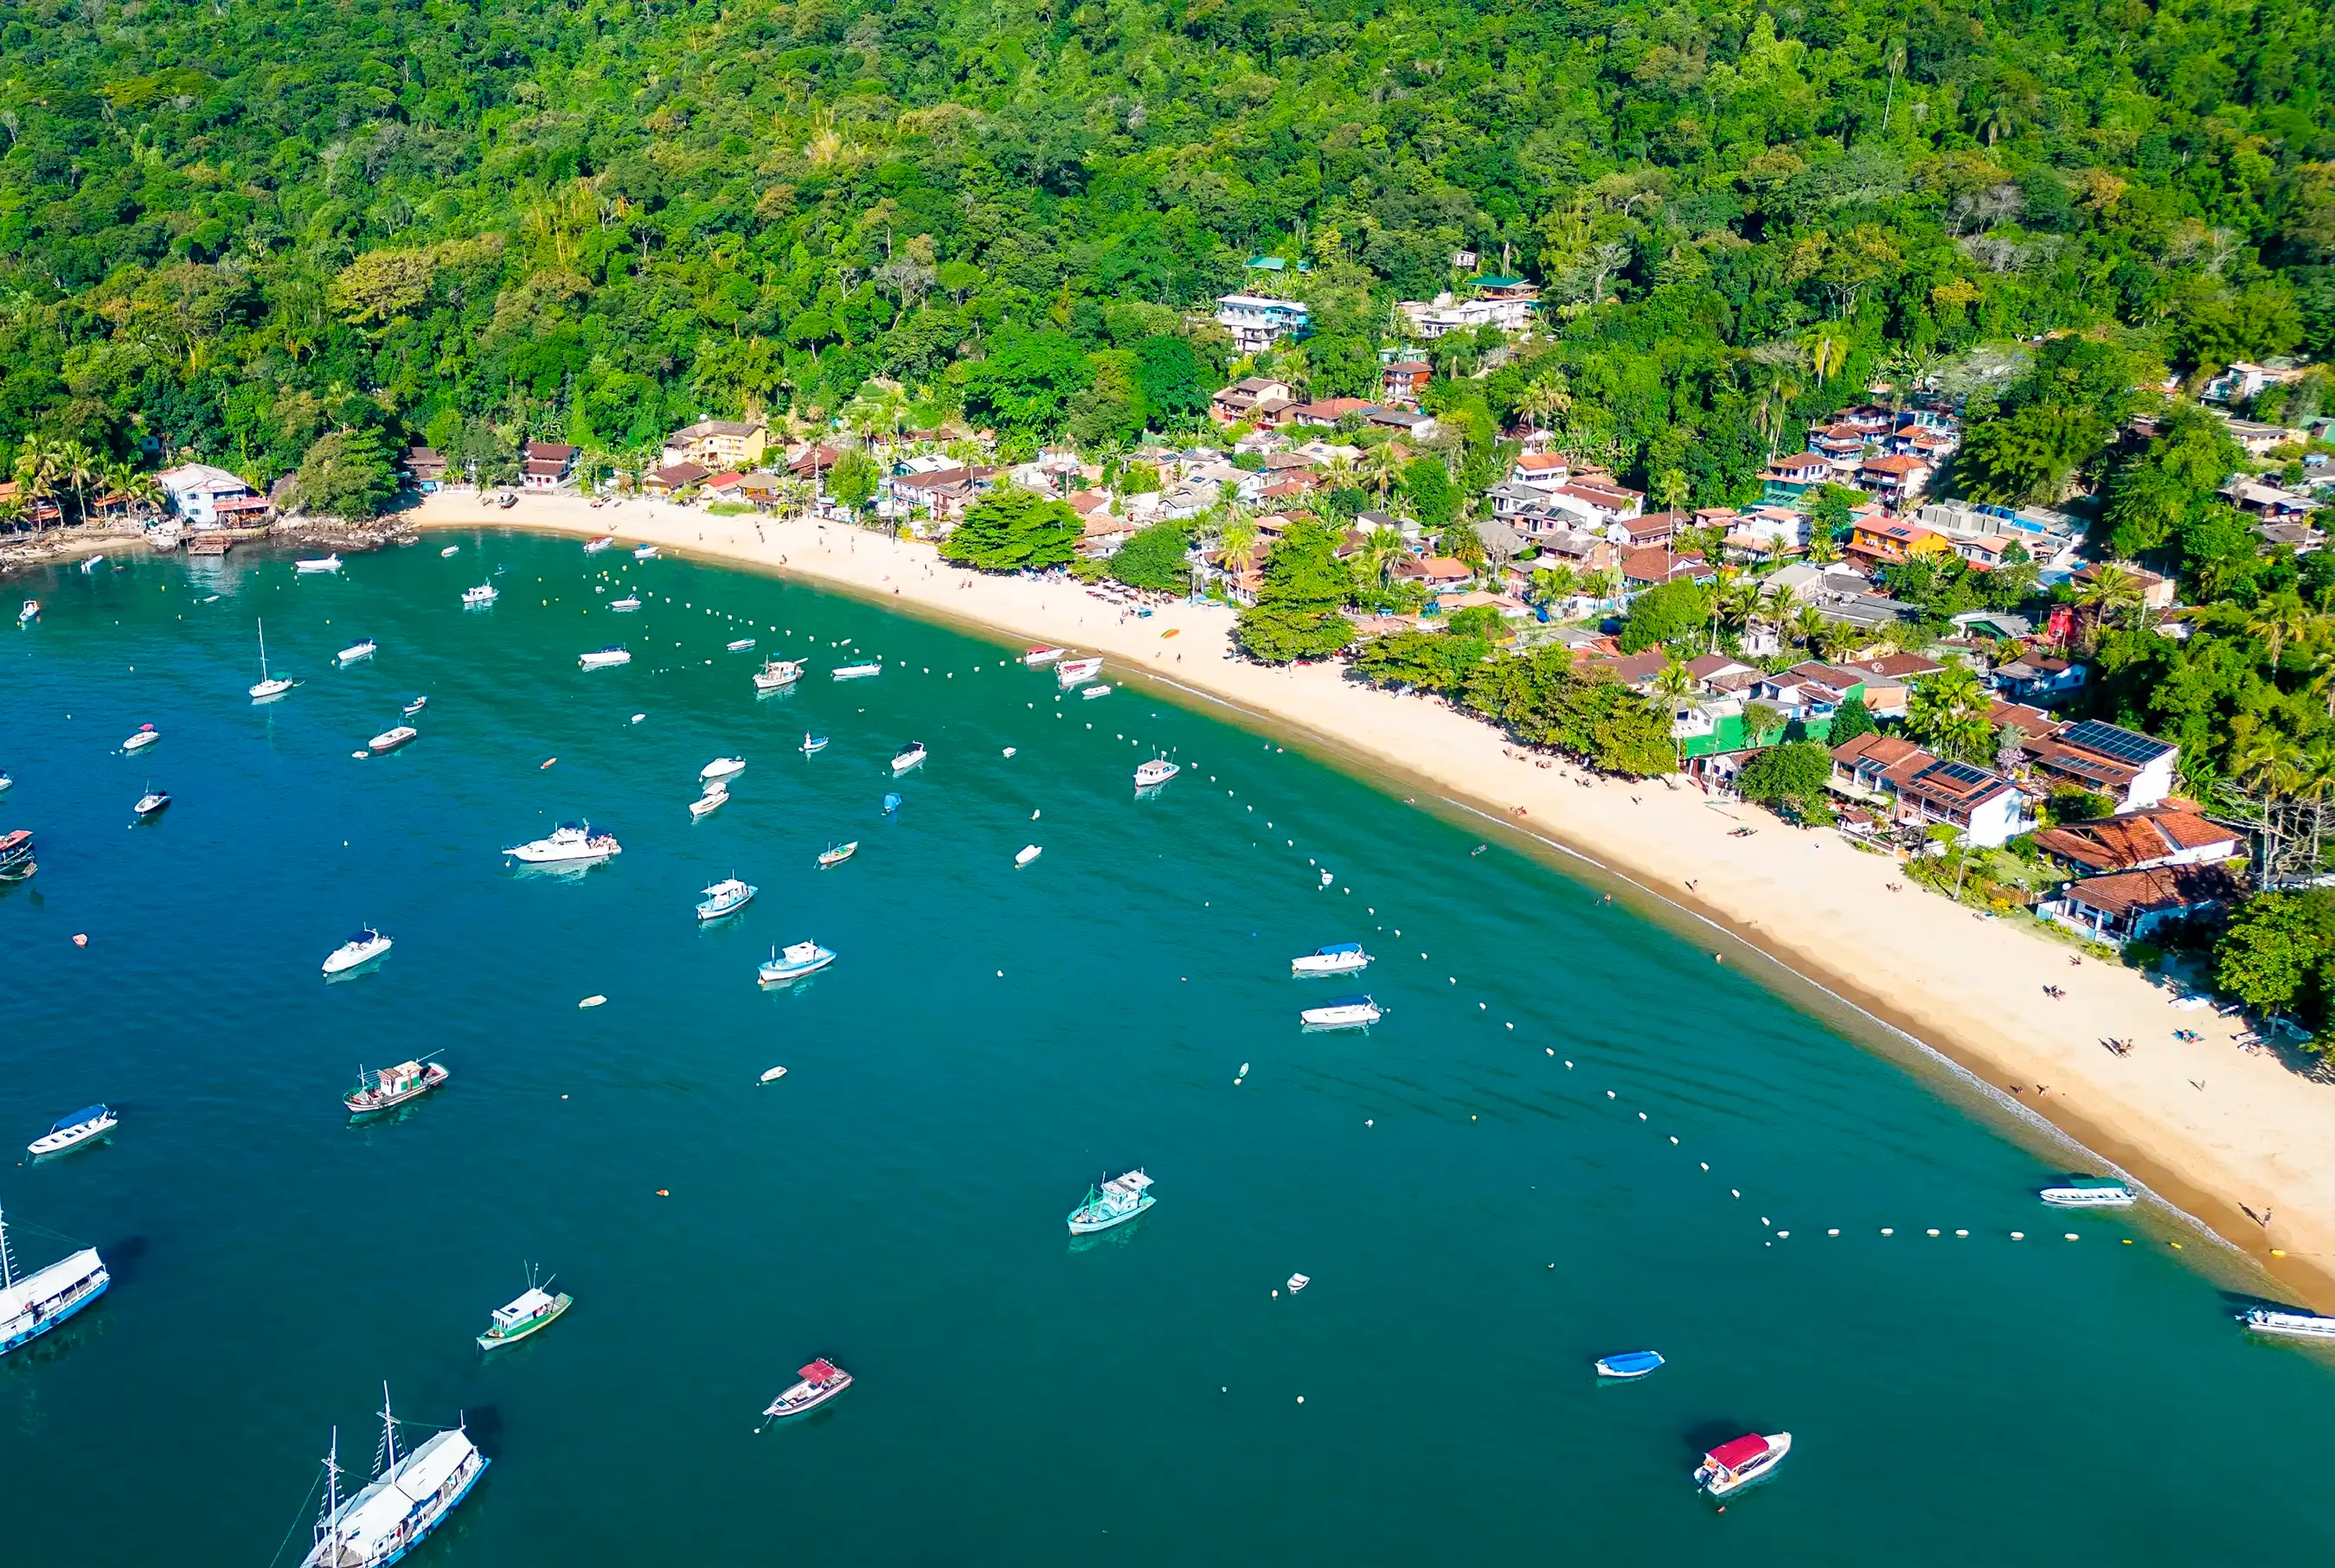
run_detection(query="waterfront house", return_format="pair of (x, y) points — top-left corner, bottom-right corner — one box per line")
(522, 441), (579, 490)
(644, 461), (709, 496)
(157, 463), (268, 528)
(1827, 733), (2031, 847)
(2017, 719), (2179, 811)
(2030, 810), (2245, 877)
(661, 418), (767, 471)
(2045, 864), (2246, 945)
(400, 447), (447, 492)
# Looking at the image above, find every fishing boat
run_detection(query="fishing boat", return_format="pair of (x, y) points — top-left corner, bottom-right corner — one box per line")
(579, 645), (632, 669)
(633, 544), (658, 560)
(610, 594), (642, 611)
(760, 1358), (852, 1423)
(440, 544), (460, 557)
(1134, 758), (1179, 789)
(294, 554), (343, 573)
(1068, 1169), (1155, 1234)
(1056, 656), (1103, 688)
(2040, 1180), (2135, 1206)
(344, 1057), (448, 1115)
(754, 658), (805, 693)
(80, 553), (104, 573)
(800, 733), (829, 755)
(402, 695), (427, 717)
(1694, 1432), (1792, 1498)
(323, 929), (395, 976)
(0, 829), (35, 881)
(121, 724), (160, 752)
(28, 1105), (117, 1159)
(817, 841), (857, 868)
(1024, 645), (1067, 666)
(1594, 1350), (1665, 1379)
(702, 756), (747, 782)
(2240, 1308), (2335, 1340)
(696, 878), (756, 920)
(133, 786), (171, 817)
(832, 661), (882, 681)
(1015, 844), (1042, 867)
(16, 599), (37, 624)
(585, 534), (615, 554)
(890, 742), (927, 773)
(727, 637), (754, 652)
(295, 1388), (487, 1568)
(1300, 994), (1381, 1029)
(369, 726), (418, 754)
(338, 638), (377, 663)
(1292, 943), (1370, 977)
(0, 1208), (109, 1356)
(690, 787), (728, 820)
(478, 1269), (572, 1350)
(758, 940), (835, 984)
(1081, 683), (1113, 700)
(251, 618), (298, 700)
(505, 822), (622, 864)
(461, 583), (498, 607)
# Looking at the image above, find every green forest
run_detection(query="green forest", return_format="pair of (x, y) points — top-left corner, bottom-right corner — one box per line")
(2, 0), (2332, 496)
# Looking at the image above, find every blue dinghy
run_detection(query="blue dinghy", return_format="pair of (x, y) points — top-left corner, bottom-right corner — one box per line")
(1594, 1350), (1665, 1379)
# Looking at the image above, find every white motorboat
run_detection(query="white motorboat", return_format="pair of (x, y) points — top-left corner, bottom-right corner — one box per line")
(831, 662), (882, 681)
(610, 595), (642, 611)
(402, 695), (427, 716)
(338, 638), (376, 662)
(1016, 844), (1042, 867)
(1293, 943), (1370, 976)
(440, 544), (460, 557)
(728, 637), (754, 652)
(2242, 1308), (2335, 1340)
(0, 1208), (109, 1355)
(0, 773), (10, 790)
(369, 726), (417, 753)
(760, 1358), (852, 1424)
(121, 724), (160, 752)
(295, 1391), (486, 1568)
(1068, 1169), (1155, 1233)
(696, 878), (756, 920)
(817, 841), (858, 868)
(1286, 1273), (1310, 1293)
(1134, 758), (1179, 788)
(133, 787), (171, 816)
(28, 1104), (117, 1159)
(17, 599), (38, 624)
(579, 645), (632, 669)
(322, 928), (395, 976)
(250, 618), (298, 699)
(758, 940), (836, 984)
(633, 544), (658, 560)
(80, 553), (104, 573)
(461, 583), (498, 607)
(701, 757), (747, 782)
(890, 742), (927, 773)
(760, 1066), (788, 1083)
(2040, 1181), (2135, 1207)
(585, 534), (615, 554)
(1695, 1432), (1792, 1497)
(690, 786), (728, 819)
(754, 658), (804, 692)
(505, 822), (622, 864)
(1300, 994), (1381, 1029)
(1024, 645), (1067, 666)
(294, 554), (343, 573)
(1081, 683), (1113, 700)
(1056, 656), (1103, 687)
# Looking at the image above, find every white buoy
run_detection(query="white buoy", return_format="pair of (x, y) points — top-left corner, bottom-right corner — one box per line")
(1826, 1228), (1838, 1236)
(1928, 1228), (1940, 1237)
(1881, 1227), (1894, 1235)
(2011, 1231), (2025, 1239)
(1699, 1162), (1709, 1170)
(1031, 809), (1040, 820)
(1955, 1229), (1968, 1237)
(2064, 1232), (2080, 1240)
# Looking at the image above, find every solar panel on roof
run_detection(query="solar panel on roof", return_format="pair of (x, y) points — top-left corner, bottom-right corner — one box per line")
(2061, 720), (2171, 765)
(1922, 759), (1994, 790)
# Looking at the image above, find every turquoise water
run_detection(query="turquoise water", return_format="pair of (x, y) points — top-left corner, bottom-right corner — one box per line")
(3, 534), (2331, 1564)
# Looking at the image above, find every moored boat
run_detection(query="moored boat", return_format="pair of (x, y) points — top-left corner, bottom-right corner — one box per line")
(121, 724), (160, 752)
(2040, 1180), (2135, 1207)
(504, 822), (622, 864)
(633, 543), (658, 560)
(610, 594), (642, 611)
(1300, 994), (1380, 1029)
(338, 638), (376, 662)
(1024, 645), (1067, 666)
(1068, 1169), (1155, 1234)
(323, 929), (395, 976)
(831, 661), (882, 681)
(1056, 656), (1103, 688)
(696, 877), (756, 919)
(690, 786), (728, 819)
(580, 645), (632, 669)
(760, 1358), (852, 1424)
(440, 544), (459, 557)
(1695, 1432), (1792, 1497)
(28, 1105), (117, 1159)
(1134, 758), (1178, 789)
(461, 583), (497, 607)
(16, 599), (37, 624)
(585, 534), (615, 553)
(1015, 844), (1042, 867)
(133, 786), (171, 816)
(369, 726), (418, 753)
(2240, 1308), (2335, 1339)
(296, 1389), (486, 1568)
(727, 637), (754, 652)
(1293, 943), (1370, 976)
(344, 1057), (447, 1115)
(478, 1270), (572, 1350)
(758, 940), (836, 984)
(890, 741), (927, 773)
(402, 695), (427, 716)
(702, 756), (747, 782)
(0, 829), (35, 881)
(294, 554), (343, 573)
(251, 618), (298, 700)
(800, 733), (829, 754)
(0, 1209), (109, 1357)
(1594, 1350), (1665, 1379)
(817, 841), (857, 868)
(754, 658), (805, 693)
(1081, 683), (1113, 700)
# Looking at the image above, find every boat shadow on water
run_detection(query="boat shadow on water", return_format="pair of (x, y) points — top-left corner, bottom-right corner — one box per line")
(506, 861), (606, 883)
(323, 956), (392, 985)
(1068, 1213), (1151, 1254)
(343, 1099), (434, 1133)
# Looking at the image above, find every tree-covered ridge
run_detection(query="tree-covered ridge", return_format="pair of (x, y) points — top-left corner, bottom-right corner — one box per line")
(2, 0), (2333, 486)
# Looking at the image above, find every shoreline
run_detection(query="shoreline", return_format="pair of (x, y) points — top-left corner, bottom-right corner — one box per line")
(411, 490), (2335, 1309)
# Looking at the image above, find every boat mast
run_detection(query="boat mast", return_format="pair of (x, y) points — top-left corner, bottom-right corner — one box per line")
(0, 1209), (14, 1290)
(316, 1427), (342, 1552)
(257, 618), (268, 678)
(379, 1383), (400, 1475)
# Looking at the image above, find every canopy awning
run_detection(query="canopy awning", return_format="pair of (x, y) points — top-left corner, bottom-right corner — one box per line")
(1704, 1434), (1770, 1469)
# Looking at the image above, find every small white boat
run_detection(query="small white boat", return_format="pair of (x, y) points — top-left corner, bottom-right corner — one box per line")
(2040, 1181), (2135, 1207)
(580, 645), (632, 669)
(1286, 1273), (1310, 1293)
(505, 822), (622, 864)
(1057, 656), (1103, 688)
(760, 1066), (788, 1084)
(760, 1358), (851, 1423)
(1695, 1432), (1792, 1498)
(728, 637), (754, 652)
(817, 841), (858, 868)
(1293, 943), (1370, 976)
(800, 733), (829, 755)
(696, 878), (756, 920)
(702, 757), (747, 782)
(461, 583), (498, 607)
(17, 599), (38, 624)
(338, 638), (376, 662)
(1024, 645), (1067, 666)
(402, 695), (427, 716)
(690, 786), (728, 819)
(2242, 1308), (2335, 1340)
(250, 618), (297, 700)
(1016, 844), (1042, 867)
(832, 662), (882, 681)
(294, 554), (343, 573)
(610, 595), (642, 611)
(28, 1104), (117, 1158)
(1068, 1169), (1154, 1233)
(323, 928), (395, 975)
(633, 544), (658, 560)
(1135, 758), (1178, 789)
(579, 995), (606, 1008)
(1081, 683), (1113, 700)
(80, 554), (105, 573)
(1595, 1350), (1665, 1379)
(440, 544), (460, 557)
(1002, 746), (1017, 758)
(890, 742), (927, 773)
(1300, 994), (1380, 1029)
(133, 787), (171, 816)
(585, 535), (615, 554)
(369, 726), (417, 753)
(121, 724), (160, 752)
(754, 658), (805, 693)
(758, 940), (836, 984)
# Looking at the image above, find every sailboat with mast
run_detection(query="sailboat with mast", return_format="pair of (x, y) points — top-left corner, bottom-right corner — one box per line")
(251, 618), (299, 701)
(298, 1386), (488, 1568)
(0, 1207), (110, 1356)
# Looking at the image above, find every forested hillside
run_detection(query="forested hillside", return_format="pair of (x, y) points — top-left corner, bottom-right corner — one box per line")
(2, 0), (2332, 490)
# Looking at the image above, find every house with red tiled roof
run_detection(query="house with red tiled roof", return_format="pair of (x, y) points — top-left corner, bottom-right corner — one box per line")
(1828, 733), (2032, 846)
(2031, 810), (2245, 877)
(522, 440), (580, 490)
(2048, 863), (2246, 944)
(1857, 452), (1934, 507)
(1391, 554), (1474, 593)
(1381, 362), (1431, 406)
(1619, 547), (1710, 592)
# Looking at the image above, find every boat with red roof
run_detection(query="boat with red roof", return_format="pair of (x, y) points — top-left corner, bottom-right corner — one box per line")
(760, 1358), (852, 1425)
(1694, 1431), (1791, 1497)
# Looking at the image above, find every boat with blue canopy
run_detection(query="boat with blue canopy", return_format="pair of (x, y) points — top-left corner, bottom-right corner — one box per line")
(1292, 942), (1370, 976)
(1594, 1350), (1665, 1379)
(28, 1105), (117, 1159)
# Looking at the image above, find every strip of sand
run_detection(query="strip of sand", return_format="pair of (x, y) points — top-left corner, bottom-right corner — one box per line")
(421, 490), (2335, 1309)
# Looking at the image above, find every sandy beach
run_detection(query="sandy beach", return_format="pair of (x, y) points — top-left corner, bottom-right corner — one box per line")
(417, 489), (2335, 1308)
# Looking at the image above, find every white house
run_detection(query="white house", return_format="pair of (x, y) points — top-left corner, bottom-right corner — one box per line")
(157, 463), (267, 528)
(1214, 295), (1311, 355)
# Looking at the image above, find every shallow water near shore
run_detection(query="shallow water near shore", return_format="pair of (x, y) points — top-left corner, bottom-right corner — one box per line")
(4, 534), (2332, 1565)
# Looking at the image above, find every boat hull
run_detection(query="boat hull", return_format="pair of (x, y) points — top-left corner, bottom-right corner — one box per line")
(0, 1269), (108, 1357)
(1292, 955), (1370, 976)
(2040, 1187), (2134, 1206)
(759, 950), (836, 984)
(28, 1118), (116, 1158)
(323, 941), (393, 975)
(1300, 1008), (1380, 1029)
(478, 1293), (572, 1350)
(1068, 1194), (1154, 1234)
(346, 1066), (448, 1115)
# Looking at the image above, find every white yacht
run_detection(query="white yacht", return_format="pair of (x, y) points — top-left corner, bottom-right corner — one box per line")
(1068, 1169), (1155, 1234)
(337, 638), (376, 662)
(28, 1105), (117, 1159)
(461, 583), (497, 607)
(504, 822), (622, 864)
(1300, 994), (1381, 1029)
(696, 878), (756, 920)
(1292, 943), (1370, 976)
(294, 554), (343, 573)
(1695, 1432), (1792, 1498)
(323, 929), (395, 976)
(758, 940), (836, 984)
(585, 534), (614, 554)
(0, 1208), (109, 1357)
(296, 1390), (487, 1568)
(251, 619), (298, 700)
(133, 786), (171, 817)
(890, 742), (927, 773)
(831, 661), (882, 681)
(1134, 758), (1179, 789)
(690, 786), (728, 819)
(701, 757), (747, 782)
(610, 595), (642, 611)
(1056, 656), (1103, 688)
(2241, 1308), (2335, 1340)
(2040, 1181), (2135, 1207)
(1024, 645), (1067, 666)
(727, 637), (754, 652)
(579, 645), (632, 669)
(368, 726), (417, 753)
(121, 724), (160, 752)
(754, 658), (804, 692)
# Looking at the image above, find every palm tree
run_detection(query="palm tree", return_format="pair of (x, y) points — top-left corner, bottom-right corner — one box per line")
(1800, 324), (1850, 383)
(1787, 604), (1828, 651)
(1362, 526), (1408, 589)
(54, 440), (99, 526)
(2076, 562), (2145, 648)
(1530, 562), (1579, 607)
(1516, 374), (1573, 438)
(2247, 592), (2315, 668)
(1358, 445), (1405, 506)
(1906, 665), (1994, 763)
(1218, 516), (1263, 580)
(11, 439), (60, 531)
(1803, 522), (1842, 564)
